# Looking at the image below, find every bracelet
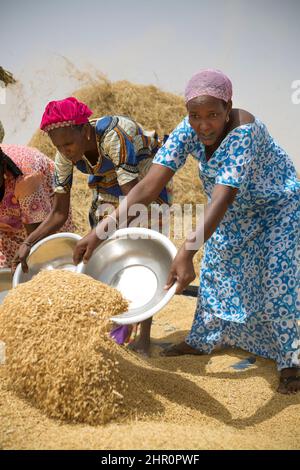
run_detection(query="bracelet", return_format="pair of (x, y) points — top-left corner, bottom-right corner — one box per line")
(21, 241), (33, 247)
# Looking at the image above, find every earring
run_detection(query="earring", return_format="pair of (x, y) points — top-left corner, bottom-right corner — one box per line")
(226, 116), (230, 122)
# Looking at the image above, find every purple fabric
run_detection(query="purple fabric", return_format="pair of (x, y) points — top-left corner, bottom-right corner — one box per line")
(110, 325), (130, 345)
(185, 69), (233, 104)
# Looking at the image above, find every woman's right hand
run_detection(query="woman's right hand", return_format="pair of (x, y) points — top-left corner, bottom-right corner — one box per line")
(164, 245), (196, 295)
(12, 243), (31, 273)
(73, 228), (102, 265)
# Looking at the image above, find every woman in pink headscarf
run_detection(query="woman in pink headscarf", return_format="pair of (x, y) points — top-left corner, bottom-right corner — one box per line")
(72, 69), (300, 394)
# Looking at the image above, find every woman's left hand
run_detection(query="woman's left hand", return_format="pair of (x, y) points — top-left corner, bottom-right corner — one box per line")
(164, 246), (196, 295)
(73, 229), (101, 265)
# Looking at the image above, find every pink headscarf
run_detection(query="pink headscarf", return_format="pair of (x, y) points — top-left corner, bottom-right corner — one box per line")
(185, 69), (232, 104)
(40, 97), (93, 133)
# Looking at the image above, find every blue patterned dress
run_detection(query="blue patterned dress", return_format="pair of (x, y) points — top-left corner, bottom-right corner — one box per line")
(153, 117), (300, 370)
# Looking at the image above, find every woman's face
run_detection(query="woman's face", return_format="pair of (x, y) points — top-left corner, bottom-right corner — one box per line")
(49, 126), (89, 163)
(187, 95), (231, 147)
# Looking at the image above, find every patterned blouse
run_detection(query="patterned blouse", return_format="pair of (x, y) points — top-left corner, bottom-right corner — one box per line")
(0, 144), (73, 269)
(54, 116), (171, 205)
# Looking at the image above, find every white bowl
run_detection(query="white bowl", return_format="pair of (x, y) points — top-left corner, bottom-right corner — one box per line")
(79, 227), (177, 325)
(13, 232), (82, 288)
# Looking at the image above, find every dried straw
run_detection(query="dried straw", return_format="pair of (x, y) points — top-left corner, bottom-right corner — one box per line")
(0, 67), (16, 87)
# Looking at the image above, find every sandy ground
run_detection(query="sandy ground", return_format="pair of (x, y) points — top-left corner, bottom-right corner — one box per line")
(1, 293), (299, 450)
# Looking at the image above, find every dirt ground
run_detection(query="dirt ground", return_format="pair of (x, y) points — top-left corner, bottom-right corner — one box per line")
(1, 293), (299, 450)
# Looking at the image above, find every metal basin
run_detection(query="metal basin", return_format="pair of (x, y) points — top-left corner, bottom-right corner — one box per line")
(13, 232), (82, 288)
(0, 268), (12, 304)
(80, 228), (177, 325)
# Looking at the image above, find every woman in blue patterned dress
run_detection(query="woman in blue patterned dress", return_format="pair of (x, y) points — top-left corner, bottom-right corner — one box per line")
(74, 70), (300, 394)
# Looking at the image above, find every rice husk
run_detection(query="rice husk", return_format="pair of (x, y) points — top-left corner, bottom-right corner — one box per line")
(0, 270), (130, 425)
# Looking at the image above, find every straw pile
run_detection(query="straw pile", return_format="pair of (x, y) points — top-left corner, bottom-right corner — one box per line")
(0, 66), (16, 87)
(0, 270), (130, 425)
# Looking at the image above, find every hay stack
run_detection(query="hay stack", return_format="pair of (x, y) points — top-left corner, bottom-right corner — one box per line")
(0, 66), (16, 87)
(29, 78), (188, 158)
(0, 270), (130, 425)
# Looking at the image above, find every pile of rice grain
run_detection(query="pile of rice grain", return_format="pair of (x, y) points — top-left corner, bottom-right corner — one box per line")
(0, 270), (130, 425)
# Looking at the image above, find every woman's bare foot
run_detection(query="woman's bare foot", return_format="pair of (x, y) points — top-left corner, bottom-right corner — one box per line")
(127, 317), (152, 357)
(160, 341), (204, 357)
(277, 368), (300, 394)
(128, 337), (151, 356)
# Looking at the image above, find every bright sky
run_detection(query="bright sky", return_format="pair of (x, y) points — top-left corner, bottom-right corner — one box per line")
(1, 0), (300, 171)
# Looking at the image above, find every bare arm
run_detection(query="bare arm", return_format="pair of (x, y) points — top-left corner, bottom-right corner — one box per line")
(118, 163), (174, 207)
(106, 164), (174, 231)
(24, 192), (70, 245)
(187, 184), (238, 255)
(24, 222), (41, 236)
(119, 178), (139, 195)
(73, 164), (175, 264)
(165, 184), (239, 293)
(16, 192), (71, 272)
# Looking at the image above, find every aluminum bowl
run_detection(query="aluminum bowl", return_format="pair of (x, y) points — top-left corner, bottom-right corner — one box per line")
(0, 268), (12, 304)
(13, 232), (82, 288)
(79, 227), (177, 325)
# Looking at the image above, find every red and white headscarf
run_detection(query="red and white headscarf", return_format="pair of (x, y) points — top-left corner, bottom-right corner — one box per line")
(185, 69), (233, 104)
(40, 97), (93, 133)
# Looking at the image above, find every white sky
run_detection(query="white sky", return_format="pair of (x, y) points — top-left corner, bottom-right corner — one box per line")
(1, 0), (299, 171)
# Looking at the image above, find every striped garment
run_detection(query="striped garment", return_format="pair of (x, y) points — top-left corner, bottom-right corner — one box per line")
(54, 116), (172, 227)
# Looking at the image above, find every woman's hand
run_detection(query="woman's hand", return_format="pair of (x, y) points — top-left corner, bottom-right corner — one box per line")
(12, 243), (31, 273)
(73, 229), (102, 265)
(164, 245), (196, 294)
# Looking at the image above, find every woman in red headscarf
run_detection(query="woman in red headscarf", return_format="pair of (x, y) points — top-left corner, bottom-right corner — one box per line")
(15, 97), (172, 356)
